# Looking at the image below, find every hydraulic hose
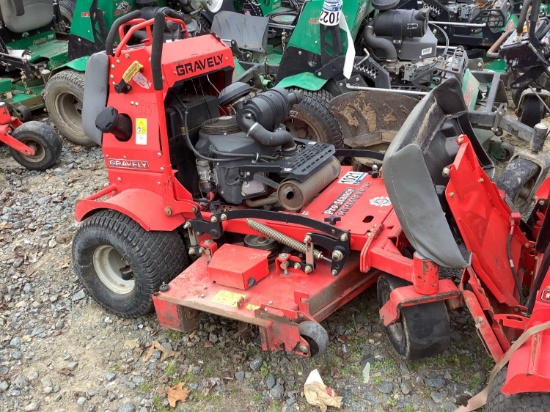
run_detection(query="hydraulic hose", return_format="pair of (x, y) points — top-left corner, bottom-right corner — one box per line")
(363, 24), (397, 62)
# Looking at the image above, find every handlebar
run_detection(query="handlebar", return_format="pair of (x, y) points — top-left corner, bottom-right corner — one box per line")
(105, 10), (141, 56)
(105, 8), (188, 91)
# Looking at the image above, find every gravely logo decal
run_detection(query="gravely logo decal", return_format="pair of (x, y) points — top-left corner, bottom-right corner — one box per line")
(176, 54), (224, 76)
(108, 158), (149, 170)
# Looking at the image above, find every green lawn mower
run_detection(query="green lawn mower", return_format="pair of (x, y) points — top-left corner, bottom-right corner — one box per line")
(203, 0), (534, 162)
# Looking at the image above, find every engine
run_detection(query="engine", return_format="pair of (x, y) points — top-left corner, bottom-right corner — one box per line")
(186, 85), (341, 211)
(426, 0), (510, 27)
(361, 6), (467, 89)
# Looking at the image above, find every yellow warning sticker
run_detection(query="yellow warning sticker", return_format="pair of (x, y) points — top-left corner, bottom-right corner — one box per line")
(136, 118), (147, 145)
(246, 304), (260, 311)
(211, 290), (246, 307)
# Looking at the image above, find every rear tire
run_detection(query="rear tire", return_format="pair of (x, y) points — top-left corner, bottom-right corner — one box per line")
(72, 210), (188, 318)
(44, 70), (93, 146)
(284, 89), (344, 148)
(55, 0), (75, 34)
(9, 122), (62, 170)
(377, 274), (450, 360)
(496, 158), (540, 212)
(486, 367), (550, 411)
(519, 95), (545, 127)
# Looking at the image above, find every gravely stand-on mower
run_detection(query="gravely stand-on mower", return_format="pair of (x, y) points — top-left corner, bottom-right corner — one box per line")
(72, 9), (550, 410)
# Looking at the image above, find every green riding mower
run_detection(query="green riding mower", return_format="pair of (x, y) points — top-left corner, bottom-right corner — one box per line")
(201, 0), (538, 163)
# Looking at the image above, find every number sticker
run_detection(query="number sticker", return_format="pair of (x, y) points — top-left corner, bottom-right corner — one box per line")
(320, 0), (341, 26)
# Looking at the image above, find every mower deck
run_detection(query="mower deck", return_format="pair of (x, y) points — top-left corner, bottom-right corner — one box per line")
(153, 169), (391, 353)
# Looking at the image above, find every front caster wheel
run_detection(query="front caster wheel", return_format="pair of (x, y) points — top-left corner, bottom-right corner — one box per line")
(377, 274), (450, 360)
(299, 321), (329, 357)
(72, 210), (188, 318)
(9, 121), (62, 170)
(487, 367), (550, 411)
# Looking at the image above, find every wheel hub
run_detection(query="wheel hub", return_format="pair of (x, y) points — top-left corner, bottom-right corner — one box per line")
(93, 245), (135, 294)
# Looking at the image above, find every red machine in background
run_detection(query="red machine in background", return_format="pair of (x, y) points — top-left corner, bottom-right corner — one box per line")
(71, 9), (550, 410)
(0, 101), (62, 170)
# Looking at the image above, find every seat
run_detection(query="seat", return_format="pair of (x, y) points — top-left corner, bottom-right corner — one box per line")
(211, 11), (269, 53)
(82, 52), (110, 146)
(382, 77), (494, 268)
(0, 0), (54, 33)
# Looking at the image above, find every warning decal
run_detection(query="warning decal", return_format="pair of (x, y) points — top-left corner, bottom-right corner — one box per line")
(136, 118), (147, 145)
(211, 290), (246, 307)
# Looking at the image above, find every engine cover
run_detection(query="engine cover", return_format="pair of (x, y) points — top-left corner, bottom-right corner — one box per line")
(373, 9), (437, 61)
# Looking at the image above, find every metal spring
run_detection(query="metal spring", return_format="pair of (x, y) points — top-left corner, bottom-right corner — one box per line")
(246, 219), (325, 260)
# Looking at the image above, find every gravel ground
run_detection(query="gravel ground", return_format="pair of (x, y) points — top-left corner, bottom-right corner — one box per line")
(1, 124), (544, 412)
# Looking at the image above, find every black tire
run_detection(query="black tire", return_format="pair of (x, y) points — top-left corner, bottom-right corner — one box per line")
(299, 321), (329, 357)
(9, 121), (62, 170)
(14, 105), (32, 122)
(496, 158), (540, 212)
(284, 88), (344, 148)
(486, 366), (550, 411)
(44, 70), (94, 146)
(377, 274), (450, 360)
(55, 0), (75, 34)
(519, 95), (545, 127)
(72, 210), (188, 318)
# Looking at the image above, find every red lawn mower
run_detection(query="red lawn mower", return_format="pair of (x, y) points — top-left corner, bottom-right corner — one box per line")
(0, 101), (62, 170)
(71, 9), (550, 410)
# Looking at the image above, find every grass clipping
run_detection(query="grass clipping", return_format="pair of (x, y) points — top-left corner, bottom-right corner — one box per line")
(304, 369), (342, 412)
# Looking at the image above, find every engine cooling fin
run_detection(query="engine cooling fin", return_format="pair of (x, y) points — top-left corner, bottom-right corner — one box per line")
(201, 116), (241, 135)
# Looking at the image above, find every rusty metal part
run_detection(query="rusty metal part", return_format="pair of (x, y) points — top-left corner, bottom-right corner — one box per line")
(328, 91), (418, 166)
(277, 157), (340, 211)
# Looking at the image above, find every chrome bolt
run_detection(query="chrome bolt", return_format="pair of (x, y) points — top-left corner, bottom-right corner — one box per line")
(304, 265), (313, 274)
(293, 262), (301, 270)
(449, 192), (455, 198)
(220, 214), (227, 221)
(340, 233), (349, 242)
(299, 345), (309, 353)
(442, 167), (450, 177)
(331, 269), (338, 275)
(304, 235), (312, 243)
(331, 250), (344, 261)
(210, 216), (218, 223)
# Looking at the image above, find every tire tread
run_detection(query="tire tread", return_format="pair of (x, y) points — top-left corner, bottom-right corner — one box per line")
(72, 210), (187, 318)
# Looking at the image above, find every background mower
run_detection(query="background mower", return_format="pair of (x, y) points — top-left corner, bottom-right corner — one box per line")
(0, 100), (62, 170)
(396, 0), (518, 48)
(495, 0), (550, 127)
(202, 0), (540, 162)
